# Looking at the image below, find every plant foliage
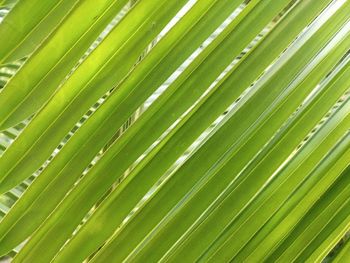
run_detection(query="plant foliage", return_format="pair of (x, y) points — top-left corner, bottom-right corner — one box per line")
(0, 0), (349, 262)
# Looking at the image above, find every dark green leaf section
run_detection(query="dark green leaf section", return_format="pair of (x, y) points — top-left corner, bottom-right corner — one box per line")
(231, 113), (350, 262)
(268, 162), (350, 262)
(168, 62), (350, 263)
(195, 58), (350, 262)
(333, 233), (350, 263)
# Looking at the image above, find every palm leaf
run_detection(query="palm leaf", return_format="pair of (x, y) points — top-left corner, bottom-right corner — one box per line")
(0, 0), (349, 262)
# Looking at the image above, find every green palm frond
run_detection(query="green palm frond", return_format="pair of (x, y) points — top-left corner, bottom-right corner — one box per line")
(0, 0), (349, 262)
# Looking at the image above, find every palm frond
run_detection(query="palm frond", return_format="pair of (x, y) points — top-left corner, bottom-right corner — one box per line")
(0, 0), (349, 262)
